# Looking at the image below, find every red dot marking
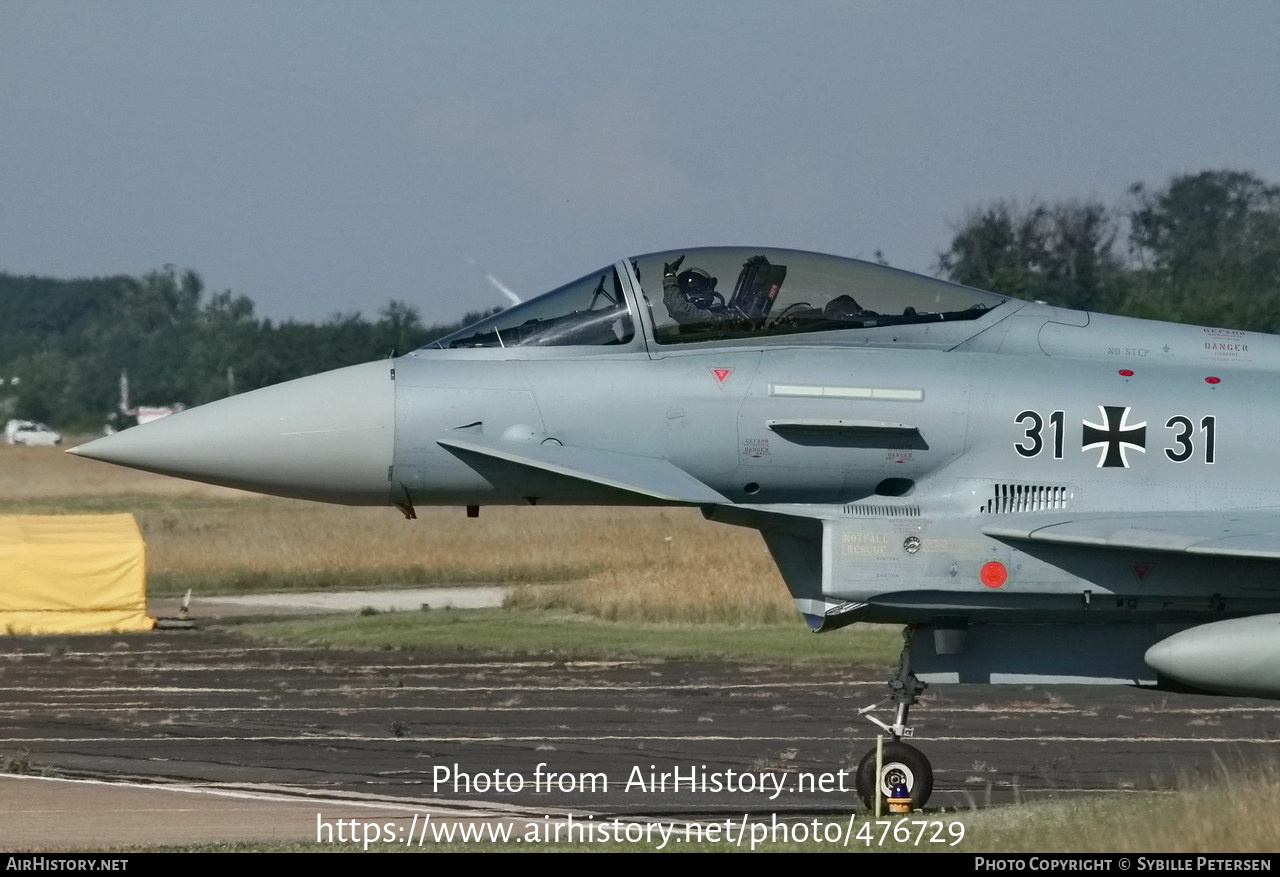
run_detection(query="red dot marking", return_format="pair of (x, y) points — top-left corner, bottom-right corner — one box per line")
(980, 561), (1008, 588)
(1205, 376), (1221, 384)
(1118, 369), (1134, 377)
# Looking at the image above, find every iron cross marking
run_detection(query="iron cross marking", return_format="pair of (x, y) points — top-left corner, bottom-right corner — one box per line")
(1082, 405), (1147, 468)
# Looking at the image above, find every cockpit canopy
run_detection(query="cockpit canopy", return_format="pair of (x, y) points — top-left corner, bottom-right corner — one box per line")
(427, 247), (1009, 351)
(431, 264), (633, 349)
(635, 248), (1008, 345)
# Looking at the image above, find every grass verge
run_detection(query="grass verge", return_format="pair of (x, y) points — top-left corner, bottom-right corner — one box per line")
(147, 567), (582, 597)
(229, 607), (902, 667)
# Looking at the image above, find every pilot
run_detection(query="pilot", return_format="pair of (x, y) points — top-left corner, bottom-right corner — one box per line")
(663, 256), (725, 326)
(824, 294), (877, 321)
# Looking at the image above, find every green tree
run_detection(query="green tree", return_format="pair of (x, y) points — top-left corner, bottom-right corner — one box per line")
(81, 267), (201, 410)
(1126, 170), (1280, 330)
(183, 291), (278, 404)
(375, 300), (426, 356)
(937, 199), (1125, 310)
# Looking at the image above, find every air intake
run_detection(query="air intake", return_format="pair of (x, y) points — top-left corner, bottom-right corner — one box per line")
(981, 483), (1072, 514)
(843, 504), (922, 517)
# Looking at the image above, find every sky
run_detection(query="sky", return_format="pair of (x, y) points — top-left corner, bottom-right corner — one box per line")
(2, 0), (1279, 324)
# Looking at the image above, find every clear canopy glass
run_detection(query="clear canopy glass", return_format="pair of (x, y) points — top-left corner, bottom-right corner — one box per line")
(430, 265), (633, 349)
(633, 247), (1008, 344)
(426, 248), (1009, 351)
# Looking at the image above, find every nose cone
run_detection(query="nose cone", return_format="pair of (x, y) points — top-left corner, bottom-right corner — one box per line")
(71, 360), (394, 505)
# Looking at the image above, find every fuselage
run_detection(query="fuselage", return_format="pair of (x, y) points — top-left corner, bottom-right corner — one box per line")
(71, 247), (1280, 650)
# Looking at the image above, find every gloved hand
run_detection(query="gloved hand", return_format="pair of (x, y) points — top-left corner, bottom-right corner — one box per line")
(663, 255), (685, 277)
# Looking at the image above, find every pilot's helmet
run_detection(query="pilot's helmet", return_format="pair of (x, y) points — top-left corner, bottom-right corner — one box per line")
(677, 268), (718, 308)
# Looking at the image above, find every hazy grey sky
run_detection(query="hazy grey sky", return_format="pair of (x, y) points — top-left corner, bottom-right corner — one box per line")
(3, 0), (1278, 323)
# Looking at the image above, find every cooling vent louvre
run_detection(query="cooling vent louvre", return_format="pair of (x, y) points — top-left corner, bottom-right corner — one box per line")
(842, 504), (922, 517)
(981, 484), (1072, 514)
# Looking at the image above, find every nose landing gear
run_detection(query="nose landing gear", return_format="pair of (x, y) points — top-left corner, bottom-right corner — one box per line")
(855, 627), (933, 810)
(855, 740), (932, 812)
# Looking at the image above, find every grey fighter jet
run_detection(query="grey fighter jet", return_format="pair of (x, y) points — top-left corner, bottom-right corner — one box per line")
(71, 247), (1280, 809)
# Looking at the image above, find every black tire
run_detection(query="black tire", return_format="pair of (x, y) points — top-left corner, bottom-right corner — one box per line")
(855, 741), (933, 810)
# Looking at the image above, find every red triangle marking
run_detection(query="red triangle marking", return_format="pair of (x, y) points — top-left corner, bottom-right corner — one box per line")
(1134, 565), (1150, 581)
(711, 368), (733, 384)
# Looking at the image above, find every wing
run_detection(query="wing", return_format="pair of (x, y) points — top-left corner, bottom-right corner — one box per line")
(436, 436), (729, 504)
(983, 510), (1280, 560)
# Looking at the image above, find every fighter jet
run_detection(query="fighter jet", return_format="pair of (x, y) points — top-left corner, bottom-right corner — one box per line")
(70, 246), (1280, 809)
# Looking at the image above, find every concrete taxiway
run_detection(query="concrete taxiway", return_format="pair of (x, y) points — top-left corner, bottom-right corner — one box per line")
(1, 618), (1279, 850)
(170, 585), (509, 617)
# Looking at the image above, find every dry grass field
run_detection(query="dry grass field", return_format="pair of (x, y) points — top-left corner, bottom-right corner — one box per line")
(0, 443), (792, 621)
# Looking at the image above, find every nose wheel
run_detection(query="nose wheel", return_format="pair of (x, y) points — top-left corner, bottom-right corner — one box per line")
(855, 626), (933, 810)
(855, 740), (933, 811)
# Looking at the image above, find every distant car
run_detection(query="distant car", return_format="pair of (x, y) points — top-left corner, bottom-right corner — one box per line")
(5, 419), (61, 447)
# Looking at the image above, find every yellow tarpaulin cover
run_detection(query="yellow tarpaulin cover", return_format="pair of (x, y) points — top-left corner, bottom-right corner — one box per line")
(0, 514), (153, 634)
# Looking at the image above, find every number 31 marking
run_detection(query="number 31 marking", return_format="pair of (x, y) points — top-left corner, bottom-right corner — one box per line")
(1015, 409), (1064, 458)
(1165, 415), (1216, 464)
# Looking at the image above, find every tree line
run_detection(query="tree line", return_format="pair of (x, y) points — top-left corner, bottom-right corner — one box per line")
(4, 168), (1277, 429)
(0, 267), (493, 428)
(936, 169), (1280, 331)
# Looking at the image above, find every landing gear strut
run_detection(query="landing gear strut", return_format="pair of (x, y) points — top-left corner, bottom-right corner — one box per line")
(855, 626), (933, 810)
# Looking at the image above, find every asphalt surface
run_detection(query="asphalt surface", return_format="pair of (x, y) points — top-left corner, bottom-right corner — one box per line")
(2, 620), (1280, 851)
